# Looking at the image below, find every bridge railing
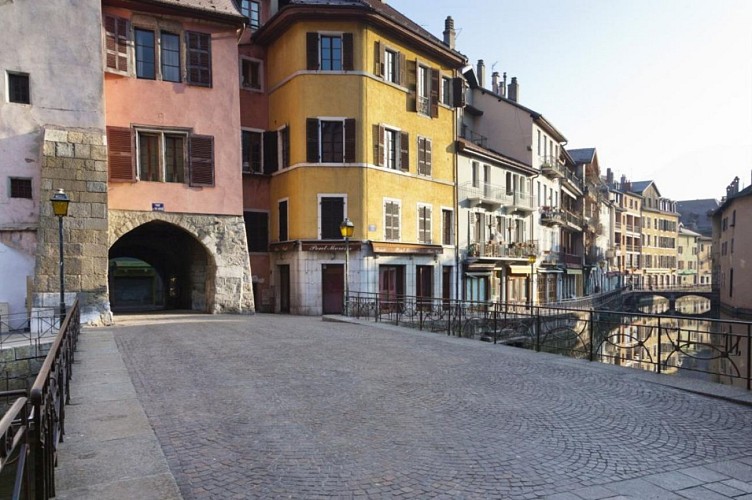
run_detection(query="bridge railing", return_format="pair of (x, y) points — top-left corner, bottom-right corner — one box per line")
(346, 292), (750, 391)
(0, 299), (80, 499)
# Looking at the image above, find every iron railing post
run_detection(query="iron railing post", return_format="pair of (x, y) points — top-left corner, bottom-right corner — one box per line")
(747, 323), (751, 391)
(589, 309), (595, 362)
(535, 313), (541, 352)
(657, 316), (662, 374)
(493, 305), (498, 344)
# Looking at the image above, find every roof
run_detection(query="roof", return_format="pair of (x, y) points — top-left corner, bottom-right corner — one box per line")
(715, 183), (752, 215)
(679, 226), (702, 237)
(629, 180), (654, 195)
(267, 0), (465, 61)
(567, 148), (596, 165)
(676, 198), (720, 237)
(144, 0), (244, 20)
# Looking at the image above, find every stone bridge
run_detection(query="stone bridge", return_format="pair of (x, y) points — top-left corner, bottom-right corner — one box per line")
(625, 286), (719, 317)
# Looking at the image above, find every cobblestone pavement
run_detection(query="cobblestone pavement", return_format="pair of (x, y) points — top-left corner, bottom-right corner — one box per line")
(111, 314), (752, 499)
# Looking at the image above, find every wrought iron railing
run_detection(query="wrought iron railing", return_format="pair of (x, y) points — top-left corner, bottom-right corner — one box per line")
(0, 300), (80, 499)
(468, 241), (539, 259)
(0, 309), (59, 351)
(346, 292), (751, 390)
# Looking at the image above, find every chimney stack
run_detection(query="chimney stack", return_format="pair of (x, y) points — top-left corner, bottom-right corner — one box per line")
(606, 168), (614, 185)
(476, 60), (486, 89)
(492, 71), (500, 94)
(443, 16), (456, 49)
(508, 76), (519, 102)
(501, 72), (507, 97)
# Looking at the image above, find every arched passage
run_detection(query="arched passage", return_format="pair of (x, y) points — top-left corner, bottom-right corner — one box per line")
(108, 221), (216, 313)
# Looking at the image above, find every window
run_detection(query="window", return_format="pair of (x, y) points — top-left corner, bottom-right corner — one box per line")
(137, 130), (186, 183)
(306, 32), (353, 71)
(241, 58), (262, 90)
(374, 42), (404, 84)
(161, 32), (181, 82)
(417, 137), (432, 176)
(418, 204), (432, 244)
(384, 200), (400, 241)
(135, 29), (156, 79)
(7, 72), (30, 104)
(106, 126), (213, 186)
(240, 0), (260, 29)
(441, 76), (452, 106)
(244, 211), (269, 252)
(279, 126), (290, 169)
(472, 162), (480, 188)
(278, 200), (288, 241)
(104, 15), (129, 74)
(307, 118), (355, 163)
(417, 65), (430, 115)
(375, 125), (408, 171)
(442, 209), (453, 246)
(242, 130), (263, 174)
(319, 196), (345, 239)
(186, 31), (212, 86)
(9, 178), (32, 199)
(384, 49), (397, 83)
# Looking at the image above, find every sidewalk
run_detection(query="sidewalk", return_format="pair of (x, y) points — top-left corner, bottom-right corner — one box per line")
(53, 327), (181, 499)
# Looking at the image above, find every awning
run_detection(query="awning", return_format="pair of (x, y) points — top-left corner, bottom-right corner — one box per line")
(509, 265), (532, 275)
(566, 269), (583, 275)
(371, 241), (443, 255)
(562, 185), (578, 199)
(538, 268), (564, 273)
(466, 262), (496, 272)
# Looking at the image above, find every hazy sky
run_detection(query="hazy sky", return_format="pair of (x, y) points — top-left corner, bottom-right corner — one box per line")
(389, 0), (752, 201)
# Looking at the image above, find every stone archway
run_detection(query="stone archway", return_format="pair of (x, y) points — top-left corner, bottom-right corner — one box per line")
(109, 211), (254, 314)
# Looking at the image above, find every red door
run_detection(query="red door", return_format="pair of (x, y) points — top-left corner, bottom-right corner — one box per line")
(322, 264), (344, 314)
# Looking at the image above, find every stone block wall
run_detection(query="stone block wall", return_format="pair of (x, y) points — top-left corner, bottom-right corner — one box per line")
(35, 127), (112, 325)
(109, 210), (255, 314)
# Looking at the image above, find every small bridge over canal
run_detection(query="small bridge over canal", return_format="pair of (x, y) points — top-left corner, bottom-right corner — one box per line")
(624, 285), (719, 317)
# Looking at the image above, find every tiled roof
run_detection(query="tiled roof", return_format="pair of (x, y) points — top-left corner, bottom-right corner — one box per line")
(629, 180), (653, 194)
(285, 0), (462, 57)
(567, 148), (595, 165)
(149, 0), (243, 19)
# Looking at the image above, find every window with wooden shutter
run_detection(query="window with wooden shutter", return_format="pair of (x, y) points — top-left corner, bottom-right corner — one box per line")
(384, 200), (400, 241)
(306, 118), (319, 162)
(399, 131), (409, 172)
(430, 68), (440, 118)
(417, 137), (431, 176)
(278, 199), (288, 241)
(442, 209), (453, 246)
(186, 31), (212, 87)
(279, 126), (290, 168)
(374, 124), (384, 166)
(452, 77), (466, 108)
(263, 131), (278, 174)
(189, 134), (214, 186)
(342, 33), (353, 71)
(306, 32), (319, 70)
(374, 41), (383, 76)
(104, 15), (129, 74)
(418, 205), (432, 244)
(406, 59), (417, 111)
(107, 126), (135, 182)
(320, 197), (344, 239)
(344, 118), (356, 162)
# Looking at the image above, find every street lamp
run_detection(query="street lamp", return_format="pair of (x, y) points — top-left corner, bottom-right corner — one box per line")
(598, 260), (606, 293)
(50, 189), (70, 320)
(527, 253), (537, 309)
(339, 217), (354, 315)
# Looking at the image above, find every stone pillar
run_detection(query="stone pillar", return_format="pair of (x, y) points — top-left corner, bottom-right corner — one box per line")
(35, 127), (112, 325)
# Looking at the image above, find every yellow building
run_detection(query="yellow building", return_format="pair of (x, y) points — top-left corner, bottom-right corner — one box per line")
(607, 173), (643, 287)
(677, 225), (700, 286)
(632, 181), (678, 288)
(253, 1), (465, 314)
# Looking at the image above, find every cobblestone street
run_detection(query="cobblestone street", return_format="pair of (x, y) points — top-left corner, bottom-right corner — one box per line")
(93, 314), (752, 498)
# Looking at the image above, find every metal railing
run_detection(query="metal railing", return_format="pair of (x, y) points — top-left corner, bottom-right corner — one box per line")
(0, 300), (80, 499)
(0, 309), (59, 351)
(346, 292), (751, 391)
(468, 241), (539, 259)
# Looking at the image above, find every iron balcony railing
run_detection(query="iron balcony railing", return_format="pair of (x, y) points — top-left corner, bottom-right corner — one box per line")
(540, 207), (564, 226)
(0, 300), (80, 500)
(468, 241), (539, 259)
(459, 124), (488, 148)
(459, 181), (508, 207)
(345, 291), (750, 391)
(539, 155), (566, 178)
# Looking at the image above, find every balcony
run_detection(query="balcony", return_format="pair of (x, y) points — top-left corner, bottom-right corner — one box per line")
(560, 252), (582, 266)
(506, 190), (535, 214)
(540, 207), (564, 226)
(467, 240), (539, 260)
(460, 124), (488, 148)
(561, 168), (584, 195)
(459, 181), (507, 209)
(562, 210), (584, 230)
(540, 155), (566, 179)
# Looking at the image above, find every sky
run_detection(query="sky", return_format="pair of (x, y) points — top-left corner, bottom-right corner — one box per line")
(389, 0), (752, 201)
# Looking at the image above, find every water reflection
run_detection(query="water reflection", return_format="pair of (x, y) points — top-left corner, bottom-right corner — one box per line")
(599, 297), (749, 389)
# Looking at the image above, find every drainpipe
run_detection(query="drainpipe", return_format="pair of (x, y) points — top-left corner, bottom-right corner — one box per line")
(454, 76), (461, 302)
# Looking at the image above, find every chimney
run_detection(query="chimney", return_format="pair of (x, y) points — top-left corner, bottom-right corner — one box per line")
(501, 72), (507, 98)
(508, 76), (519, 102)
(606, 168), (613, 185)
(492, 71), (500, 94)
(476, 60), (486, 89)
(443, 16), (455, 49)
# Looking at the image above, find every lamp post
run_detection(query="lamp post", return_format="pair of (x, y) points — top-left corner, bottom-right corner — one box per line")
(599, 260), (606, 293)
(50, 189), (70, 320)
(527, 253), (537, 309)
(339, 217), (354, 315)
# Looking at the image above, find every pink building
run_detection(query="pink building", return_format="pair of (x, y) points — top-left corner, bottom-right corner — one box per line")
(103, 0), (253, 313)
